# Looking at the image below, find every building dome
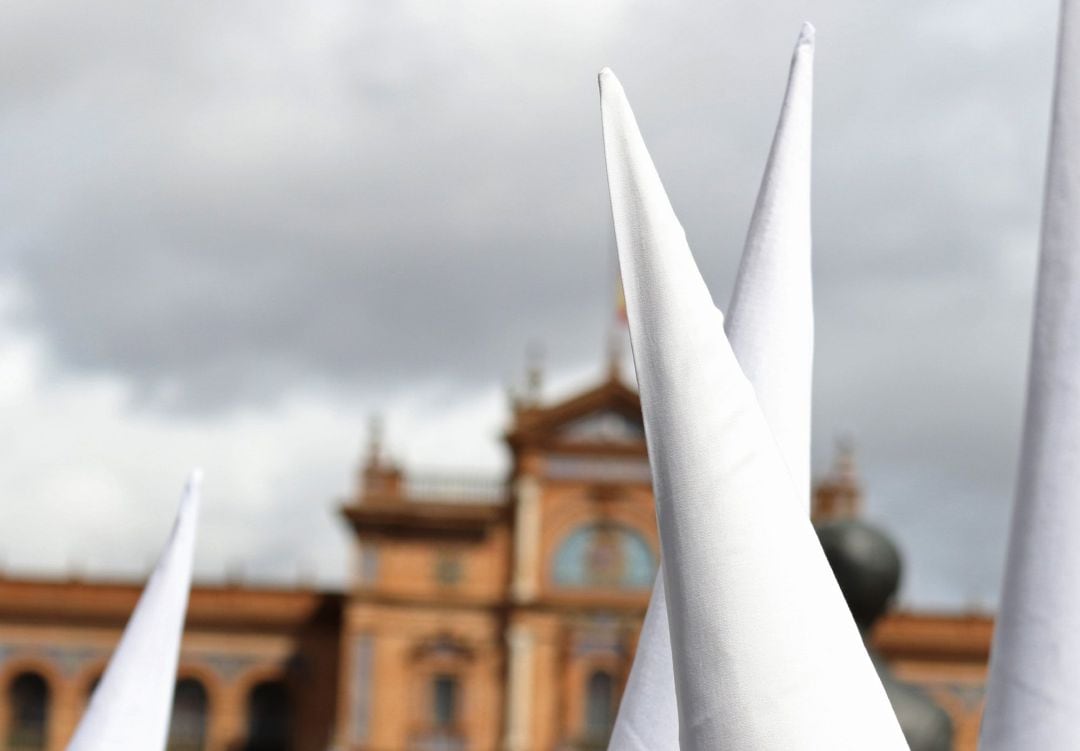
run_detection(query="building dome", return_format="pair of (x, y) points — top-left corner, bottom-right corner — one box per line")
(878, 665), (955, 751)
(817, 519), (901, 633)
(817, 518), (953, 751)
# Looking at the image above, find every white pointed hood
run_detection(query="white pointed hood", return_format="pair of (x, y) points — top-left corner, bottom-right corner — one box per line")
(727, 23), (815, 508)
(67, 470), (202, 751)
(982, 2), (1080, 747)
(608, 25), (816, 751)
(600, 63), (906, 749)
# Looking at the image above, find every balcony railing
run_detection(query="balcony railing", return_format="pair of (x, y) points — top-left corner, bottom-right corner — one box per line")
(402, 473), (505, 503)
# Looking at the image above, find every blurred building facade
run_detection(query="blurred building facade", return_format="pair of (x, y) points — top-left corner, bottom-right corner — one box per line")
(0, 370), (990, 751)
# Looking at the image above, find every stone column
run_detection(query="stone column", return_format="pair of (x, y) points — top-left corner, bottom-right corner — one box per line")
(211, 678), (245, 751)
(502, 623), (535, 751)
(347, 634), (375, 746)
(48, 677), (81, 751)
(511, 476), (541, 603)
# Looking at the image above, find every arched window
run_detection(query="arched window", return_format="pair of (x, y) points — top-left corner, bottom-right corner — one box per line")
(585, 670), (615, 739)
(167, 678), (208, 751)
(245, 680), (291, 751)
(552, 524), (655, 589)
(6, 672), (49, 751)
(432, 673), (460, 729)
(409, 637), (469, 750)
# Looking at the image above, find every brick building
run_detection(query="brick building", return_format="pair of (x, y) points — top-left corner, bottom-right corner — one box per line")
(0, 369), (991, 750)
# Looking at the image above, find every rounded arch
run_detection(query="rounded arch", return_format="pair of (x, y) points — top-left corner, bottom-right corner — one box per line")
(4, 670), (51, 751)
(0, 657), (61, 751)
(551, 523), (656, 589)
(168, 677), (209, 751)
(406, 633), (472, 748)
(174, 661), (225, 712)
(232, 663), (288, 705)
(232, 663), (293, 751)
(243, 679), (292, 751)
(544, 486), (659, 543)
(584, 668), (616, 740)
(0, 658), (63, 696)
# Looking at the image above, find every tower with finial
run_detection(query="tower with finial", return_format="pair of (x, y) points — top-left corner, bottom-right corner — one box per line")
(360, 414), (403, 501)
(812, 438), (864, 523)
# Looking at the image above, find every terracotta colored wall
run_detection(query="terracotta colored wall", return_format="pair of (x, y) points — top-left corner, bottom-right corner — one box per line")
(361, 526), (510, 604)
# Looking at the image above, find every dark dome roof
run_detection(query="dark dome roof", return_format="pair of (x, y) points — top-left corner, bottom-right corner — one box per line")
(879, 666), (954, 751)
(816, 519), (901, 632)
(817, 520), (953, 751)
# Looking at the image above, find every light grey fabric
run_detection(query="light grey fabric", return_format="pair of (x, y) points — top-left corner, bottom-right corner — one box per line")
(982, 2), (1080, 747)
(608, 24), (815, 751)
(600, 62), (906, 750)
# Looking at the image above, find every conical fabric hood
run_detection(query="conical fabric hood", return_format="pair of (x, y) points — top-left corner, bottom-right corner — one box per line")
(608, 25), (815, 751)
(727, 23), (815, 508)
(600, 67), (906, 750)
(982, 2), (1080, 746)
(67, 470), (203, 751)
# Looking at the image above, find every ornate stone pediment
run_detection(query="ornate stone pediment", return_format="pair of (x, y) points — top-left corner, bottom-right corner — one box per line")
(507, 374), (646, 453)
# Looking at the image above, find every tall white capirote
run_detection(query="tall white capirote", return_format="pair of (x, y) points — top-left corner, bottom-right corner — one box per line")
(607, 24), (816, 751)
(67, 470), (203, 751)
(600, 65), (906, 749)
(982, 2), (1080, 747)
(726, 23), (815, 508)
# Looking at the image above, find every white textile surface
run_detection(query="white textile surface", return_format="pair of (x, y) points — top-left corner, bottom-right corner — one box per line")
(66, 470), (202, 751)
(608, 24), (815, 751)
(982, 1), (1080, 747)
(600, 63), (906, 749)
(726, 23), (815, 510)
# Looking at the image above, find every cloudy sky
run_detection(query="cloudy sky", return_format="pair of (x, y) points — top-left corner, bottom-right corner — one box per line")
(0, 0), (1061, 608)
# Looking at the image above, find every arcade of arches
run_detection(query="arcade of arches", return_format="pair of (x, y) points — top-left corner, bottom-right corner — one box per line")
(0, 374), (992, 750)
(0, 667), (290, 751)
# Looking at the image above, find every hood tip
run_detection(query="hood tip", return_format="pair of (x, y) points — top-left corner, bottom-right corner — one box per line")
(598, 67), (620, 90)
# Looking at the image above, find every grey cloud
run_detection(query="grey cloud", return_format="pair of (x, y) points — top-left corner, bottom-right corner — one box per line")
(0, 0), (1065, 603)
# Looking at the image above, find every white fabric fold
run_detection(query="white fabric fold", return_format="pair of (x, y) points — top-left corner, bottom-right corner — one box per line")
(726, 22), (815, 508)
(608, 24), (816, 751)
(600, 60), (906, 749)
(982, 2), (1080, 747)
(67, 470), (203, 751)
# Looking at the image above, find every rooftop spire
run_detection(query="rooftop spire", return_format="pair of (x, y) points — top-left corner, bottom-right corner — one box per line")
(360, 416), (402, 501)
(812, 438), (863, 523)
(524, 342), (544, 405)
(366, 414), (384, 469)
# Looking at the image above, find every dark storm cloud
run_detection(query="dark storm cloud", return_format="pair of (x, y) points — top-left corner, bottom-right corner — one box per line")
(0, 0), (1064, 602)
(2, 0), (626, 408)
